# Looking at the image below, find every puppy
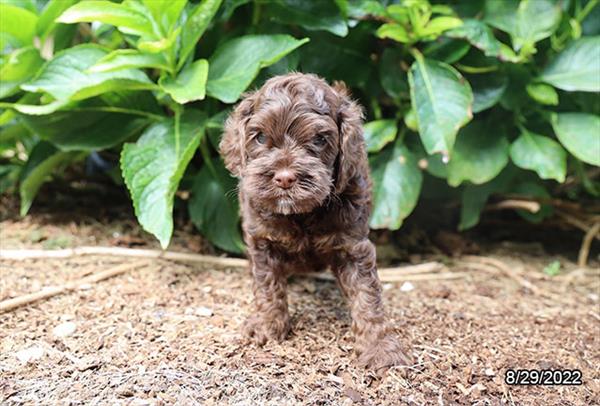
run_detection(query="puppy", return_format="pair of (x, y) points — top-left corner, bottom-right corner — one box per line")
(219, 73), (410, 371)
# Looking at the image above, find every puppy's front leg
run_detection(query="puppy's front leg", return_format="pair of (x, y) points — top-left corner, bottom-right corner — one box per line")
(335, 240), (412, 371)
(242, 252), (290, 346)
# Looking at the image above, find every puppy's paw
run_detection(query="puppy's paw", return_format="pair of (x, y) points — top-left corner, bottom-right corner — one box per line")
(241, 313), (290, 346)
(357, 334), (412, 374)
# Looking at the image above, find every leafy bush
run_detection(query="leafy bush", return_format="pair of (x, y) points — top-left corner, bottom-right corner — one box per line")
(1, 0), (599, 253)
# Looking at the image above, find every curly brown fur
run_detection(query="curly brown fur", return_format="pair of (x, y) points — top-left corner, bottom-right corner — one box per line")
(219, 73), (411, 371)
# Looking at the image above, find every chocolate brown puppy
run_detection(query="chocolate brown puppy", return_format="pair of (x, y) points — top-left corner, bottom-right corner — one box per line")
(219, 73), (410, 371)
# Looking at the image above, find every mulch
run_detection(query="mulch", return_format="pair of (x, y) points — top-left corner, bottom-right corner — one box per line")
(1, 198), (599, 405)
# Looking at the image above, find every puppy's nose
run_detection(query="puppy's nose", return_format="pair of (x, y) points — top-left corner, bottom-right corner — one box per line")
(273, 169), (296, 189)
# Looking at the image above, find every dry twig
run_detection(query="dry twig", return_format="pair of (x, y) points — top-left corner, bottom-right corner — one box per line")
(487, 199), (541, 213)
(555, 211), (600, 238)
(578, 222), (600, 268)
(0, 246), (449, 276)
(460, 255), (542, 295)
(306, 271), (466, 282)
(378, 261), (447, 276)
(0, 246), (248, 268)
(0, 247), (462, 311)
(0, 260), (151, 313)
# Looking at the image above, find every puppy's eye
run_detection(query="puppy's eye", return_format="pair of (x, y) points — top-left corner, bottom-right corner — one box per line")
(256, 133), (267, 145)
(313, 134), (327, 147)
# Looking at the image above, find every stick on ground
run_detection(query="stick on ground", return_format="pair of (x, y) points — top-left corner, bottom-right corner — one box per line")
(578, 222), (600, 268)
(0, 246), (447, 275)
(0, 260), (151, 313)
(460, 255), (542, 296)
(1, 247), (457, 312)
(0, 246), (249, 268)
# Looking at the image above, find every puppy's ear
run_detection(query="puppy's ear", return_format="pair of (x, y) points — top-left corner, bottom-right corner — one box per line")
(219, 92), (257, 177)
(333, 81), (365, 193)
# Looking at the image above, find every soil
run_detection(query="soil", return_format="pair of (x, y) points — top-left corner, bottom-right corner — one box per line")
(0, 191), (599, 406)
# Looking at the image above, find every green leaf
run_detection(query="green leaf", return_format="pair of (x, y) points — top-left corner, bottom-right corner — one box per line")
(551, 113), (600, 166)
(142, 0), (186, 34)
(0, 4), (38, 49)
(468, 73), (508, 113)
(207, 35), (309, 103)
(484, 0), (561, 50)
(334, 0), (348, 18)
(20, 110), (150, 151)
(265, 0), (348, 37)
(36, 0), (78, 40)
(540, 36), (600, 92)
(446, 19), (501, 57)
(137, 27), (181, 53)
(369, 140), (423, 230)
(206, 109), (229, 150)
(385, 4), (409, 23)
(363, 120), (397, 153)
(300, 36), (371, 89)
(346, 0), (386, 19)
(89, 49), (170, 73)
(178, 0), (222, 70)
(0, 0), (36, 12)
(543, 260), (561, 276)
(423, 37), (471, 64)
(19, 141), (80, 216)
(459, 185), (491, 231)
(0, 122), (32, 153)
(160, 59), (208, 104)
(525, 83), (558, 105)
(121, 110), (206, 249)
(458, 167), (515, 230)
(509, 130), (566, 182)
(57, 0), (155, 37)
(404, 109), (418, 132)
(0, 47), (44, 99)
(189, 158), (244, 253)
(447, 121), (509, 186)
(376, 23), (411, 43)
(379, 48), (408, 98)
(419, 16), (463, 38)
(20, 45), (154, 113)
(408, 54), (473, 156)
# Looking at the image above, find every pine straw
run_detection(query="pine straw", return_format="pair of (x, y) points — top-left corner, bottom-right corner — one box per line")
(1, 253), (599, 405)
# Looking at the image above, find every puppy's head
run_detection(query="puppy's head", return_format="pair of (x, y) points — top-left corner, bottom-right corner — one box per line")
(219, 73), (364, 215)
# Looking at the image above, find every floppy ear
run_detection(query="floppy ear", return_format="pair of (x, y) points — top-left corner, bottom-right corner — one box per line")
(219, 92), (257, 177)
(333, 81), (366, 193)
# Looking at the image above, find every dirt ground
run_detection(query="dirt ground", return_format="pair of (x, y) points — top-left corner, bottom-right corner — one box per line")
(0, 193), (599, 405)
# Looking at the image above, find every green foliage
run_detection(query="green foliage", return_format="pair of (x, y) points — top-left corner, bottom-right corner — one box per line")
(446, 121), (509, 187)
(540, 36), (600, 91)
(370, 138), (422, 230)
(206, 34), (309, 103)
(509, 130), (567, 182)
(408, 52), (473, 156)
(121, 110), (206, 248)
(551, 113), (600, 166)
(543, 260), (561, 276)
(1, 0), (599, 252)
(19, 141), (81, 215)
(189, 158), (244, 253)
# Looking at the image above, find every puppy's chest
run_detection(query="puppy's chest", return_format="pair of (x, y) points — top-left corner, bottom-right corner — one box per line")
(256, 216), (345, 253)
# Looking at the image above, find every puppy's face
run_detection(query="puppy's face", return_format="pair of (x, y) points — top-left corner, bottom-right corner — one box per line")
(220, 73), (364, 215)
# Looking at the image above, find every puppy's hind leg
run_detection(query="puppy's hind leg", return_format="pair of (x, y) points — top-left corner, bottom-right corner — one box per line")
(334, 240), (412, 372)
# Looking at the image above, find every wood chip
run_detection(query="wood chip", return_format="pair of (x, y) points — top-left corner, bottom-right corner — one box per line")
(52, 321), (77, 338)
(16, 346), (44, 363)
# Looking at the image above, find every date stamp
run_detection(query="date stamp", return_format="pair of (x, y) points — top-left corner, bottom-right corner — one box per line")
(505, 369), (582, 386)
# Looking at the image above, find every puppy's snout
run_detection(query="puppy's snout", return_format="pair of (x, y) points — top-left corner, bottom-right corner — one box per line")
(273, 169), (296, 189)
